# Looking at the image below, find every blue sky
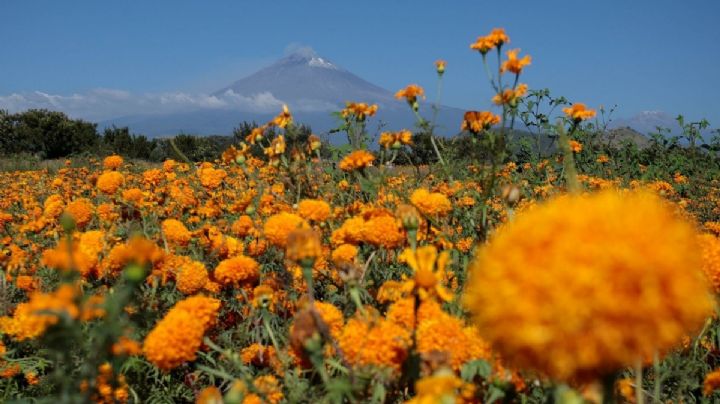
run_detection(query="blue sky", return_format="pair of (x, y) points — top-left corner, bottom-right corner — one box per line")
(1, 0), (719, 123)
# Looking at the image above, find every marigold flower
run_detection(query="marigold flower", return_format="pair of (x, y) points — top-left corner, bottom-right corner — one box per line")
(96, 171), (125, 195)
(464, 189), (713, 382)
(699, 233), (720, 294)
(103, 155), (124, 170)
(569, 140), (583, 153)
(492, 83), (528, 105)
(360, 214), (405, 249)
(379, 130), (413, 150)
(142, 295), (220, 371)
(263, 212), (309, 248)
(64, 198), (95, 228)
(176, 259), (209, 295)
(500, 48), (532, 74)
(297, 199), (331, 222)
(399, 245), (454, 302)
(434, 59), (446, 75)
(271, 104), (292, 128)
(112, 336), (142, 356)
(285, 228), (322, 265)
(563, 103), (597, 122)
(231, 215), (255, 237)
(161, 219), (192, 246)
(470, 28), (509, 53)
(0, 284), (79, 341)
(331, 244), (358, 266)
(214, 255), (260, 286)
(197, 166), (227, 189)
(252, 284), (276, 310)
(410, 188), (453, 217)
(341, 102), (378, 121)
(704, 368), (720, 396)
(406, 369), (476, 404)
(461, 111), (501, 133)
(395, 84), (425, 105)
(338, 317), (411, 372)
(338, 150), (375, 172)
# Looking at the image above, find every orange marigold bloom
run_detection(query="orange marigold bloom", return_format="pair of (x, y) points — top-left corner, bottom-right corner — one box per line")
(0, 284), (79, 341)
(96, 171), (125, 195)
(563, 103), (597, 122)
(434, 59), (446, 75)
(197, 166), (228, 189)
(285, 228), (322, 265)
(142, 295), (220, 371)
(339, 150), (375, 172)
(161, 219), (192, 246)
(338, 317), (411, 372)
(704, 368), (720, 396)
(103, 155), (124, 170)
(407, 369), (476, 404)
(410, 188), (453, 217)
(231, 215), (255, 237)
(341, 102), (378, 121)
(214, 255), (260, 286)
(492, 83), (528, 105)
(379, 130), (413, 149)
(263, 212), (309, 247)
(240, 343), (283, 374)
(331, 243), (358, 266)
(64, 198), (95, 228)
(500, 48), (532, 74)
(470, 28), (509, 53)
(112, 336), (142, 356)
(569, 140), (583, 153)
(176, 259), (209, 295)
(395, 84), (425, 105)
(464, 189), (713, 382)
(461, 111), (501, 133)
(297, 199), (331, 222)
(699, 233), (720, 294)
(360, 214), (405, 249)
(43, 194), (65, 218)
(271, 104), (292, 128)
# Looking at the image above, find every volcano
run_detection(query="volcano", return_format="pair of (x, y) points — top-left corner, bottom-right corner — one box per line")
(103, 49), (464, 137)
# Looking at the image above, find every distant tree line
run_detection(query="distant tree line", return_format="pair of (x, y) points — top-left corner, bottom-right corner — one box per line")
(0, 109), (317, 162)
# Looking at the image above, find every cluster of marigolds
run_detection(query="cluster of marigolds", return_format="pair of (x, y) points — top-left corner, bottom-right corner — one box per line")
(1, 28), (720, 403)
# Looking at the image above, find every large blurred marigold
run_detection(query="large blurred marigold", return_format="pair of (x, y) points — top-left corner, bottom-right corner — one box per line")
(463, 189), (713, 382)
(143, 295), (220, 371)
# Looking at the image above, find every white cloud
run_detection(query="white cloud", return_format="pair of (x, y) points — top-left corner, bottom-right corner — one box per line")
(0, 88), (292, 121)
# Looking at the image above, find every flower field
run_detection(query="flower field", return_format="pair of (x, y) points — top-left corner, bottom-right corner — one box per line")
(2, 29), (720, 403)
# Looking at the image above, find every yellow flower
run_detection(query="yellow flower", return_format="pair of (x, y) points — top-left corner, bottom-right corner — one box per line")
(341, 102), (378, 121)
(470, 28), (510, 54)
(338, 150), (375, 172)
(699, 233), (720, 294)
(464, 189), (713, 382)
(96, 171), (125, 195)
(492, 83), (528, 105)
(0, 284), (79, 341)
(338, 316), (411, 372)
(379, 130), (413, 149)
(395, 84), (425, 105)
(461, 111), (501, 133)
(434, 59), (446, 75)
(500, 48), (531, 74)
(563, 103), (597, 122)
(285, 228), (322, 265)
(399, 245), (453, 302)
(271, 104), (292, 128)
